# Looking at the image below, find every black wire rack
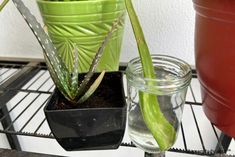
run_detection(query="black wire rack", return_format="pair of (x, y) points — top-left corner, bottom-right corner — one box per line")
(0, 59), (234, 157)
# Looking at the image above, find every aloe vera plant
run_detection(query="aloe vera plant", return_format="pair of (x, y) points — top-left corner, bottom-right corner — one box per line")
(125, 0), (176, 151)
(2, 0), (124, 104)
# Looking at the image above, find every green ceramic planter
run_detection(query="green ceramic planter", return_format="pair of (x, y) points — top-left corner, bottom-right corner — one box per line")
(37, 0), (126, 72)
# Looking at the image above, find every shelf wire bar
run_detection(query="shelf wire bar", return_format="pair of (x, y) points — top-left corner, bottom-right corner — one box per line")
(0, 62), (42, 150)
(0, 63), (27, 81)
(0, 62), (47, 70)
(212, 124), (220, 141)
(19, 96), (50, 132)
(0, 67), (11, 77)
(189, 85), (206, 153)
(18, 83), (54, 133)
(212, 124), (226, 154)
(1, 69), (53, 132)
(21, 70), (47, 90)
(185, 101), (202, 106)
(37, 76), (51, 90)
(0, 63), (42, 92)
(32, 84), (54, 135)
(4, 94), (42, 131)
(0, 93), (30, 122)
(180, 123), (187, 151)
(0, 89), (52, 95)
(0, 64), (7, 69)
(0, 62), (26, 68)
(0, 68), (19, 85)
(34, 118), (46, 134)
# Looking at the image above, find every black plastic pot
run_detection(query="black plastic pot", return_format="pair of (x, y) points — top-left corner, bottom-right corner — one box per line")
(44, 72), (127, 151)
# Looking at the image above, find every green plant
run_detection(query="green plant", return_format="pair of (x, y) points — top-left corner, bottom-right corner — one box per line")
(125, 0), (176, 151)
(1, 0), (124, 105)
(45, 14), (124, 104)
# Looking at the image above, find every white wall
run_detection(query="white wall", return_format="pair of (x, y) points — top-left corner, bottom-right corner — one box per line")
(0, 0), (43, 59)
(0, 0), (195, 65)
(122, 0), (195, 65)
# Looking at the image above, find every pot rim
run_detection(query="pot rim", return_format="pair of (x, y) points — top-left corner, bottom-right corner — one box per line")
(37, 0), (124, 5)
(126, 54), (192, 94)
(37, 0), (125, 15)
(44, 71), (127, 112)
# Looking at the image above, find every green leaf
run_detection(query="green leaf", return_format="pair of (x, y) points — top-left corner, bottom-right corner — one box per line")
(77, 70), (105, 104)
(0, 0), (9, 11)
(43, 53), (71, 100)
(70, 45), (79, 99)
(11, 0), (72, 100)
(125, 0), (176, 151)
(77, 13), (125, 99)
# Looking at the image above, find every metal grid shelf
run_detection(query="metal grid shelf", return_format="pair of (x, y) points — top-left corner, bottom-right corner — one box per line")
(0, 60), (234, 156)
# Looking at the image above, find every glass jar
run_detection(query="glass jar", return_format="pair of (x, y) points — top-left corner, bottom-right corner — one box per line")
(125, 55), (192, 153)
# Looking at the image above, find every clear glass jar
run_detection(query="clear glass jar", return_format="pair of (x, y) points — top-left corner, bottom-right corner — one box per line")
(126, 55), (192, 153)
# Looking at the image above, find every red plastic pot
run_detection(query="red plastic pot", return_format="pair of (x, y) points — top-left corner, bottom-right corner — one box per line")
(193, 0), (235, 137)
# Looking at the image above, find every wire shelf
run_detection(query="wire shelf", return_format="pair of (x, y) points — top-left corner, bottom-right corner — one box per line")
(0, 60), (234, 156)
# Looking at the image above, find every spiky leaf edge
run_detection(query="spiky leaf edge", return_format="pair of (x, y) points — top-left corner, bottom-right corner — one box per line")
(74, 13), (125, 102)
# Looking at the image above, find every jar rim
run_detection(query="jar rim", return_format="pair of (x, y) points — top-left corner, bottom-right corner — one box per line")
(125, 54), (192, 94)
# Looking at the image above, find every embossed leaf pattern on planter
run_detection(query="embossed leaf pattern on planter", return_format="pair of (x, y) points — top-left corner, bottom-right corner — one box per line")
(47, 23), (125, 72)
(37, 0), (126, 73)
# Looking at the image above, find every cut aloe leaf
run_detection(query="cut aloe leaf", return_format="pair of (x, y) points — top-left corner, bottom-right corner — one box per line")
(125, 0), (176, 151)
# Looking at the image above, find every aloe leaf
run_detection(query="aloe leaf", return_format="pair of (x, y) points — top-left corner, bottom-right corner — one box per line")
(70, 45), (79, 100)
(77, 13), (125, 98)
(77, 70), (105, 104)
(43, 53), (71, 100)
(0, 0), (9, 11)
(12, 0), (73, 100)
(125, 0), (176, 150)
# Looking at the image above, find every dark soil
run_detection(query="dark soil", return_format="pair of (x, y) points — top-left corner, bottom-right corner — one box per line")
(52, 72), (125, 110)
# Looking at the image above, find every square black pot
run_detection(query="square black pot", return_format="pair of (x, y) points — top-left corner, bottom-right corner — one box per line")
(44, 72), (127, 151)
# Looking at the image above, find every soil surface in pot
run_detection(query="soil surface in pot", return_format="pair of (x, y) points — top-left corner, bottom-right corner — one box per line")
(52, 72), (125, 110)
